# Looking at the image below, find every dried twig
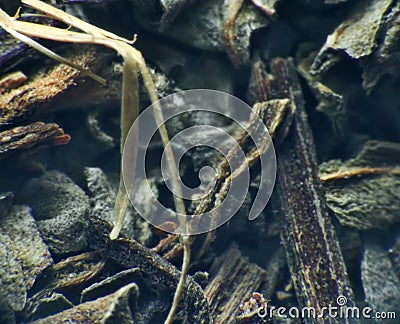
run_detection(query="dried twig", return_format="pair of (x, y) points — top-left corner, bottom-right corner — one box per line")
(254, 58), (356, 323)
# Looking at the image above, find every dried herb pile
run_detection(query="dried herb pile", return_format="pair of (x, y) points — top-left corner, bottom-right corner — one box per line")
(0, 0), (399, 323)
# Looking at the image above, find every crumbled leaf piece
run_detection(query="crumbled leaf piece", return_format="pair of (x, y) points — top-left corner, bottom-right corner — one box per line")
(31, 283), (139, 324)
(20, 252), (104, 322)
(204, 244), (266, 323)
(310, 0), (400, 93)
(320, 141), (400, 230)
(18, 170), (89, 254)
(87, 216), (213, 323)
(84, 167), (151, 244)
(361, 238), (400, 316)
(0, 47), (114, 129)
(0, 122), (70, 161)
(296, 48), (345, 135)
(224, 1), (272, 66)
(163, 0), (271, 66)
(0, 204), (52, 312)
(359, 0), (400, 92)
(22, 292), (73, 323)
(52, 252), (104, 290)
(0, 71), (27, 94)
(311, 0), (393, 74)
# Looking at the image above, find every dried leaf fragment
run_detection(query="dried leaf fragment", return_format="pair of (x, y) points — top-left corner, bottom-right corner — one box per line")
(310, 0), (400, 93)
(0, 203), (52, 311)
(32, 283), (139, 323)
(204, 244), (266, 323)
(320, 140), (400, 230)
(311, 0), (394, 74)
(0, 122), (69, 160)
(361, 238), (400, 316)
(0, 47), (101, 129)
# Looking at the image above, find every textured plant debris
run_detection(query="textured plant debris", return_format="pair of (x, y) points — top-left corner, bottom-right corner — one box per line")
(204, 244), (266, 323)
(361, 237), (400, 317)
(320, 140), (400, 230)
(0, 47), (116, 130)
(87, 216), (213, 323)
(310, 0), (400, 92)
(84, 167), (151, 244)
(0, 71), (27, 94)
(0, 122), (70, 161)
(0, 198), (52, 312)
(31, 283), (139, 324)
(19, 252), (104, 322)
(81, 267), (141, 303)
(1, 0), (400, 322)
(18, 170), (90, 254)
(252, 58), (355, 321)
(157, 0), (271, 66)
(21, 292), (73, 323)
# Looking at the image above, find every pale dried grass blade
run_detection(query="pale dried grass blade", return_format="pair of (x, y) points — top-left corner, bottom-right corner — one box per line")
(22, 0), (135, 44)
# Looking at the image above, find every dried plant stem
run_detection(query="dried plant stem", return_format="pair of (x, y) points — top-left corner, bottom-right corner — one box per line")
(0, 10), (106, 85)
(164, 235), (190, 324)
(2, 2), (191, 322)
(319, 166), (400, 181)
(223, 0), (244, 67)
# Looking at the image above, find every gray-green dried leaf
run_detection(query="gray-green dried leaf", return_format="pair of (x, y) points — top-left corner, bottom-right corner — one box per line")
(297, 48), (345, 134)
(320, 141), (400, 230)
(163, 0), (271, 66)
(360, 1), (400, 92)
(84, 167), (151, 244)
(225, 1), (272, 66)
(361, 238), (400, 317)
(32, 283), (139, 324)
(0, 204), (52, 311)
(389, 234), (400, 280)
(311, 0), (393, 74)
(310, 0), (400, 93)
(18, 170), (89, 254)
(22, 292), (73, 322)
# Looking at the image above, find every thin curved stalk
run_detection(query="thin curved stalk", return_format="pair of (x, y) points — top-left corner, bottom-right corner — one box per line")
(1, 3), (190, 322)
